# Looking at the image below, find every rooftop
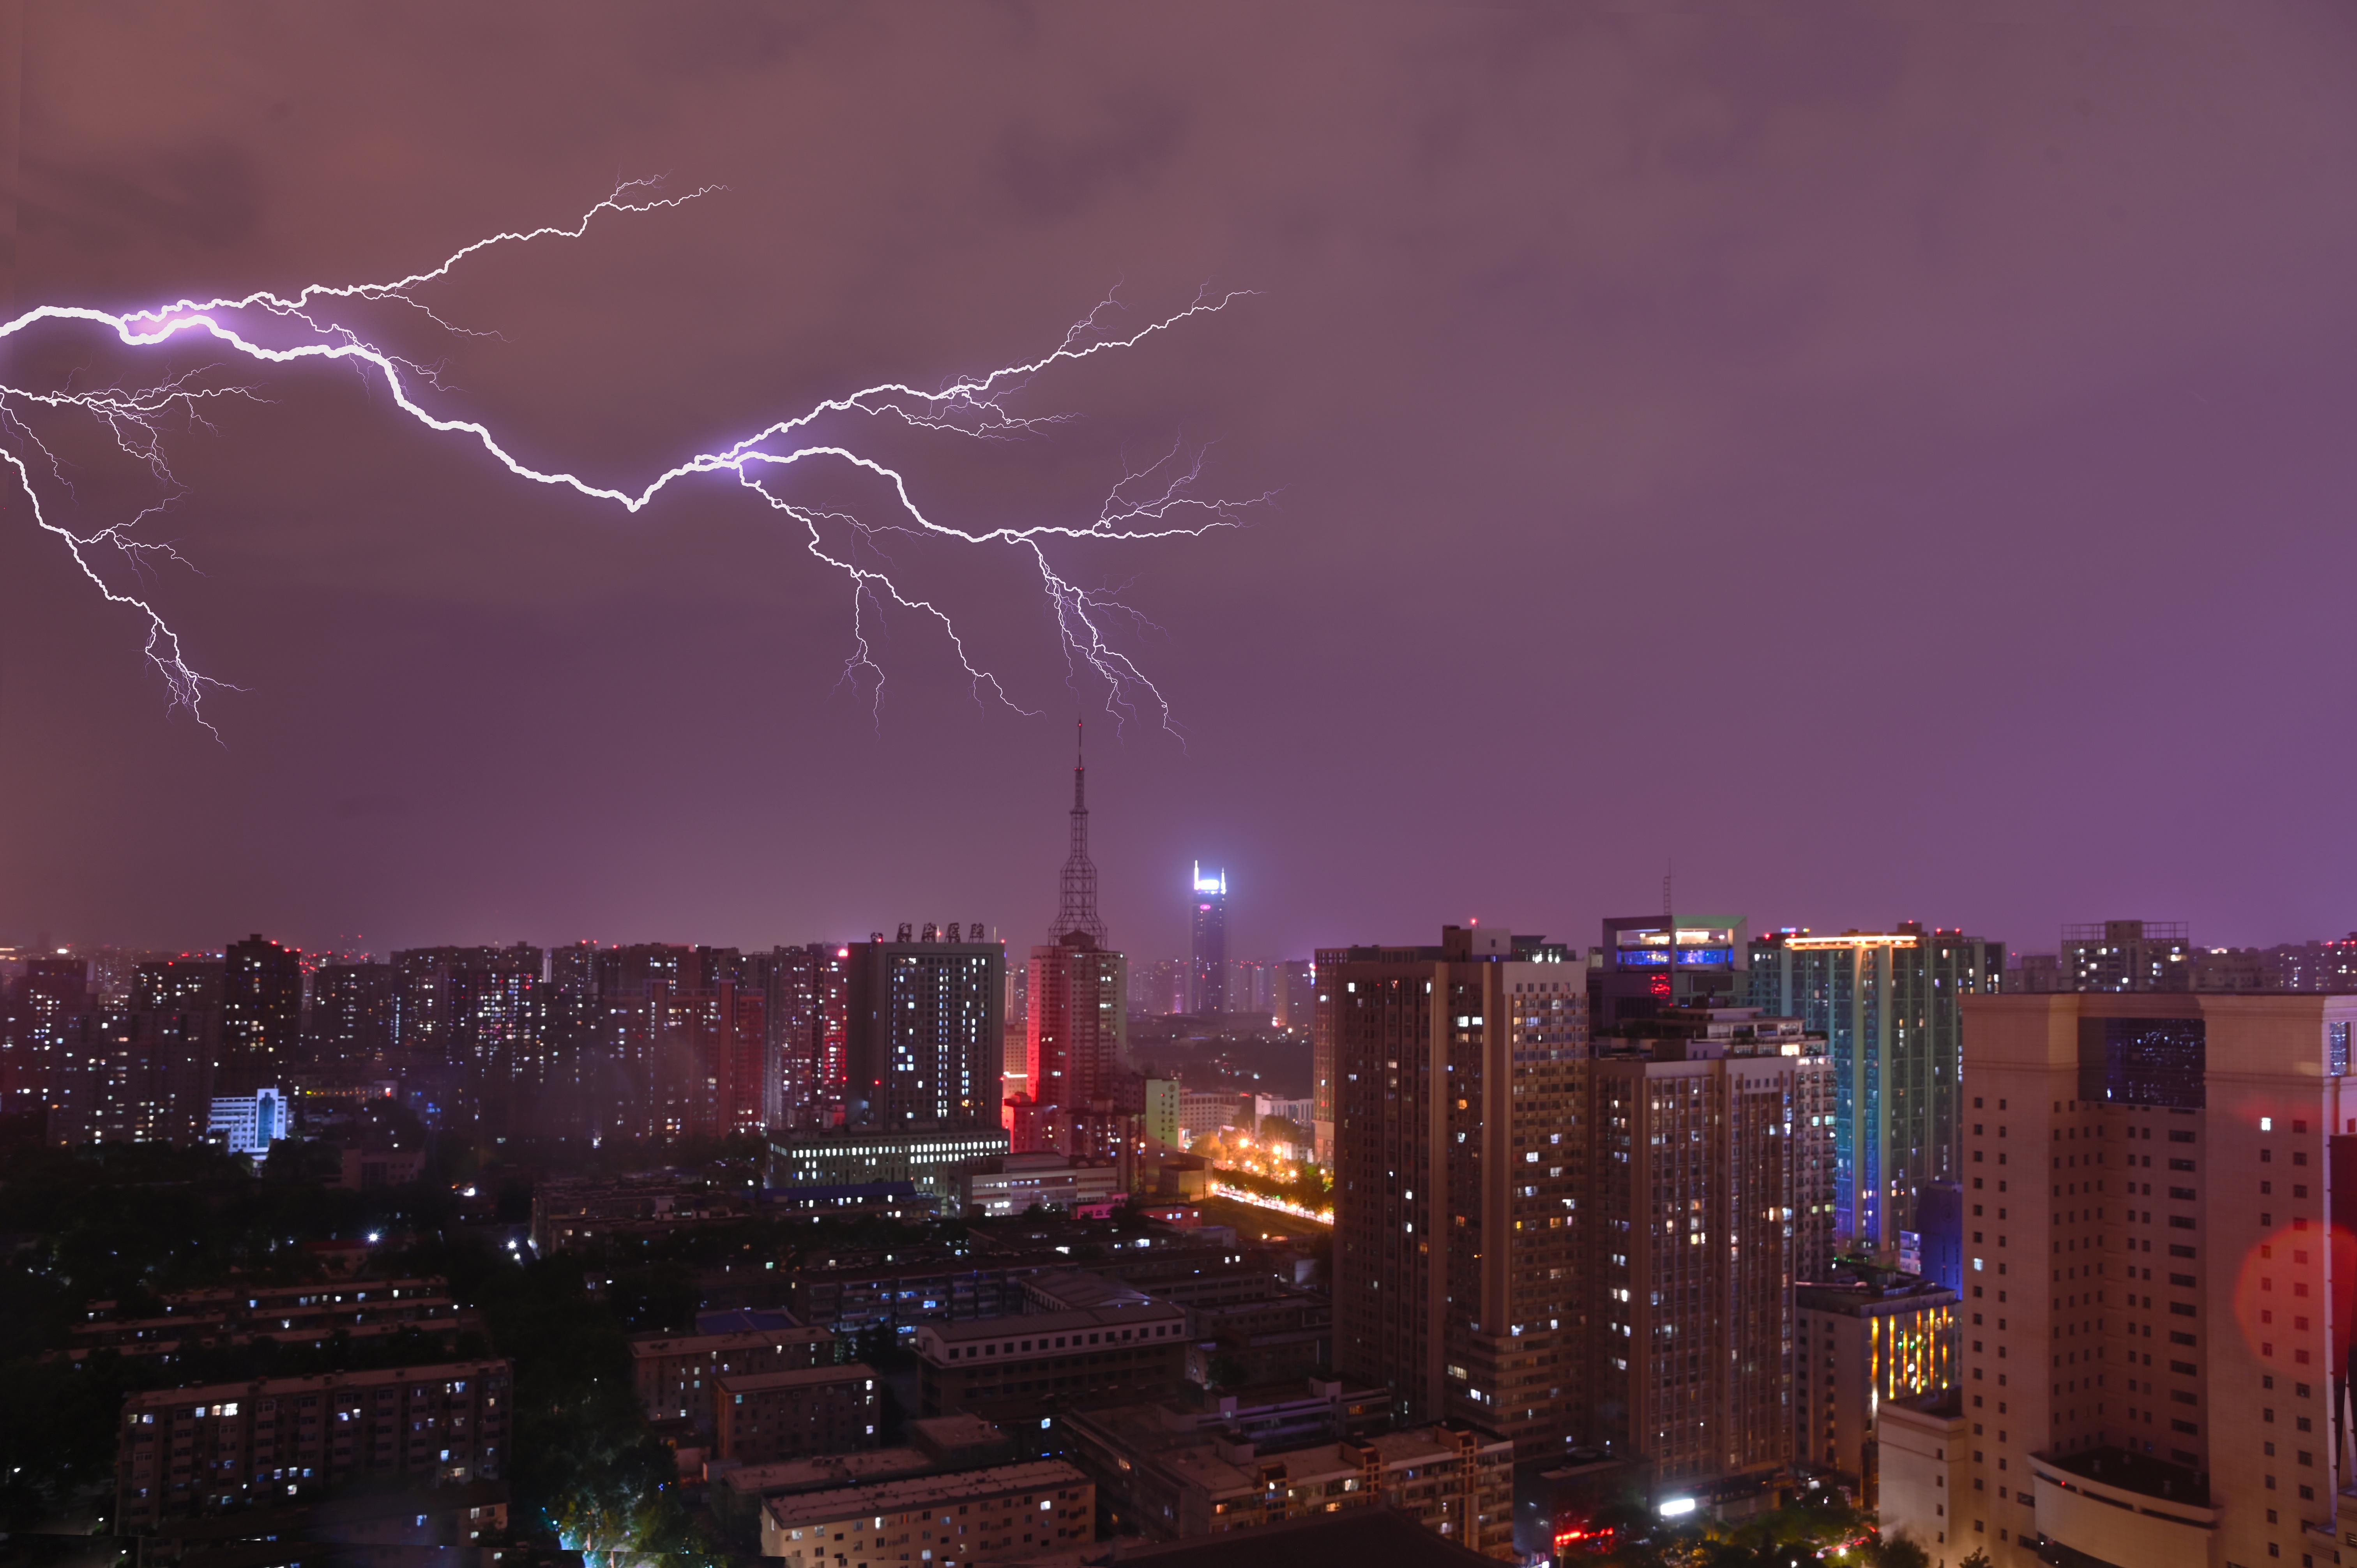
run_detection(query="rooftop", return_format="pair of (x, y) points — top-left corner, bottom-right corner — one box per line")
(917, 1301), (1186, 1346)
(715, 1447), (937, 1498)
(630, 1325), (834, 1360)
(695, 1306), (800, 1334)
(2044, 1445), (2209, 1508)
(123, 1358), (506, 1410)
(714, 1361), (876, 1395)
(762, 1459), (1087, 1528)
(1113, 1504), (1495, 1568)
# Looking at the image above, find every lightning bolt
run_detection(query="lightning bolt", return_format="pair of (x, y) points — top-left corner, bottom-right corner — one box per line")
(0, 180), (1266, 738)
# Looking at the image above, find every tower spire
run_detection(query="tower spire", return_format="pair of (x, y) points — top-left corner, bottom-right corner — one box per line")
(1055, 720), (1108, 946)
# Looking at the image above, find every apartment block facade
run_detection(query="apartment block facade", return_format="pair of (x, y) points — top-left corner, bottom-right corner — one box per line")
(1582, 1015), (1835, 1499)
(115, 1359), (511, 1530)
(1324, 925), (1585, 1457)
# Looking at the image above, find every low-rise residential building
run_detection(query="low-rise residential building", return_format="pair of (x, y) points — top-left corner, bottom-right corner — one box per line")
(631, 1325), (840, 1431)
(760, 1458), (1094, 1567)
(71, 1278), (475, 1363)
(913, 1301), (1190, 1422)
(115, 1359), (510, 1530)
(528, 1174), (752, 1254)
(710, 1416), (1018, 1541)
(1062, 1405), (1514, 1559)
(714, 1363), (881, 1464)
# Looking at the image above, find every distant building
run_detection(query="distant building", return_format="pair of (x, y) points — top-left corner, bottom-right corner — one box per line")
(2, 955), (90, 1117)
(134, 957), (225, 1012)
(766, 1127), (1012, 1205)
(1227, 957), (1272, 1017)
(207, 1087), (289, 1157)
(761, 942), (851, 1130)
(308, 962), (394, 1073)
(647, 979), (767, 1139)
(115, 1358), (511, 1529)
(1278, 959), (1316, 1031)
(1178, 1090), (1240, 1142)
(2063, 918), (2191, 992)
(952, 1152), (1122, 1216)
(1143, 957), (1188, 1016)
(221, 935), (303, 1095)
(1587, 913), (1746, 1031)
(1189, 865), (1228, 1014)
(387, 945), (545, 1135)
(1143, 1076), (1180, 1148)
(46, 1008), (217, 1146)
(1749, 923), (2003, 1252)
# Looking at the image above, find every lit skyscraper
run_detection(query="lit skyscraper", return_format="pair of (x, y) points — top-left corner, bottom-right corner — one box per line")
(1748, 923), (2003, 1252)
(1188, 863), (1227, 1015)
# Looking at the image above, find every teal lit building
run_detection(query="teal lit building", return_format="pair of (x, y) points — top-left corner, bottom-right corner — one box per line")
(1748, 923), (2003, 1254)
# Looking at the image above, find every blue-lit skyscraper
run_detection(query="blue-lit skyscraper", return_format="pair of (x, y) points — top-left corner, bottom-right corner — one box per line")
(1748, 922), (2003, 1254)
(1187, 863), (1227, 1015)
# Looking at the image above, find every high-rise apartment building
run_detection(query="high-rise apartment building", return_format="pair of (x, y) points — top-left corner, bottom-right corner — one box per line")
(2064, 918), (2192, 992)
(1188, 865), (1227, 1015)
(389, 945), (545, 1134)
(46, 1008), (218, 1146)
(134, 957), (226, 1014)
(309, 961), (396, 1073)
(220, 936), (303, 1095)
(1325, 925), (1584, 1458)
(1581, 1011), (1834, 1499)
(1, 956), (90, 1116)
(1025, 938), (1126, 1143)
(1879, 992), (2357, 1568)
(845, 927), (1003, 1132)
(647, 980), (768, 1139)
(1749, 924), (2004, 1252)
(1588, 914), (1748, 1032)
(760, 943), (850, 1131)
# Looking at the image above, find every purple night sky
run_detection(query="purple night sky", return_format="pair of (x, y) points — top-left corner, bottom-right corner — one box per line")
(3, 3), (2355, 965)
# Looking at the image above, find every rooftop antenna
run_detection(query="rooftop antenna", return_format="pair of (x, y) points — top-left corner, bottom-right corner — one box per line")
(1663, 858), (1674, 918)
(1053, 717), (1108, 947)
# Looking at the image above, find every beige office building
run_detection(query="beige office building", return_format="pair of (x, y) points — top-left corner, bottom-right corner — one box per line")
(1880, 992), (2357, 1568)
